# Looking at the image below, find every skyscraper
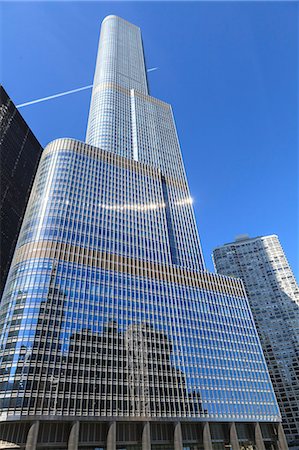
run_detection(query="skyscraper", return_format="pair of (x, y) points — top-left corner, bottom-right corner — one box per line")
(213, 234), (299, 449)
(0, 16), (287, 450)
(0, 86), (42, 297)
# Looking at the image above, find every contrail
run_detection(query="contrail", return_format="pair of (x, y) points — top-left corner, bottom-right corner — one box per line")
(16, 71), (158, 109)
(16, 84), (93, 108)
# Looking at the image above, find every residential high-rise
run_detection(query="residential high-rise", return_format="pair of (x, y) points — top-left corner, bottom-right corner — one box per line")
(0, 16), (287, 450)
(0, 86), (42, 297)
(213, 234), (299, 449)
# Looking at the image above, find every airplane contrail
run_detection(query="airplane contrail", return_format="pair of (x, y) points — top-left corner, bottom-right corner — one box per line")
(16, 84), (93, 108)
(16, 69), (159, 109)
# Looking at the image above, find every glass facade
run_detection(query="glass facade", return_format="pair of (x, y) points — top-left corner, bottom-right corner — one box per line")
(0, 14), (283, 448)
(0, 139), (280, 421)
(86, 16), (204, 271)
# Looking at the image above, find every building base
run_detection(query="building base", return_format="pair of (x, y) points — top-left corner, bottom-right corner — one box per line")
(0, 419), (286, 450)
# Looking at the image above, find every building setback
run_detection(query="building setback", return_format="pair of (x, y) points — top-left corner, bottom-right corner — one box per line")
(213, 234), (299, 449)
(0, 86), (42, 297)
(0, 16), (288, 450)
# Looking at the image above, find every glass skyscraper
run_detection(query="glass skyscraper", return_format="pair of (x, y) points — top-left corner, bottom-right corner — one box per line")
(0, 16), (288, 450)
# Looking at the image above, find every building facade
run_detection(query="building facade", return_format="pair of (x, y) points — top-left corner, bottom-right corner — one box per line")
(0, 16), (287, 450)
(213, 234), (299, 449)
(0, 86), (42, 297)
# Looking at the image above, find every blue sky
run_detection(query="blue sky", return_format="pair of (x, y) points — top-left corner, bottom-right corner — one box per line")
(1, 2), (298, 277)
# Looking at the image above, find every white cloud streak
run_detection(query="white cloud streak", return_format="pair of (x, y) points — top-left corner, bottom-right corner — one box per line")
(16, 84), (93, 108)
(16, 72), (158, 109)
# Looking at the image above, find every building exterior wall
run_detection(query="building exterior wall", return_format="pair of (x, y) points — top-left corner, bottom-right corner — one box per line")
(213, 234), (299, 448)
(0, 86), (42, 297)
(0, 139), (280, 422)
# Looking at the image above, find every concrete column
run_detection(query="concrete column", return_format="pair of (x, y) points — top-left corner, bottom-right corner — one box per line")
(25, 421), (39, 450)
(254, 423), (265, 450)
(107, 421), (116, 450)
(229, 422), (239, 450)
(142, 421), (151, 450)
(203, 422), (213, 450)
(68, 421), (80, 450)
(174, 421), (183, 450)
(277, 423), (288, 450)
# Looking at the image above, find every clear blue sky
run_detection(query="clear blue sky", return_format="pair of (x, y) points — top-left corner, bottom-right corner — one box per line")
(1, 2), (298, 278)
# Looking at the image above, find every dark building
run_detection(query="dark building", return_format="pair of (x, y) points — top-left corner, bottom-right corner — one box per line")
(0, 86), (42, 297)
